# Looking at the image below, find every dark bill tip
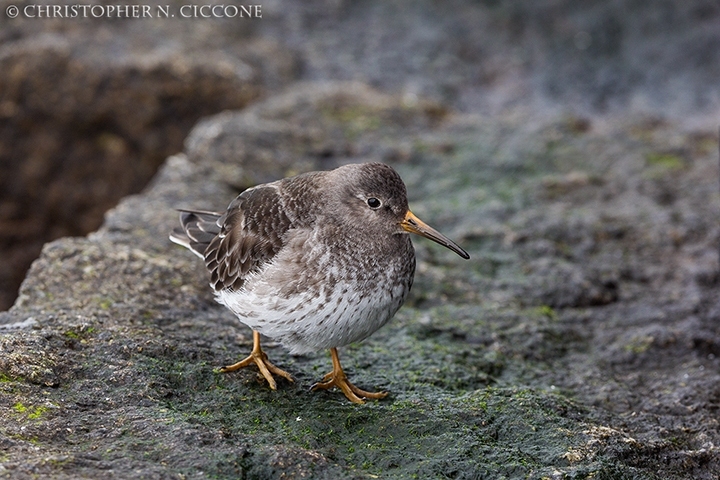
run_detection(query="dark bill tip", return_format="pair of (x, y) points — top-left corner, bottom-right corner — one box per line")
(400, 211), (470, 260)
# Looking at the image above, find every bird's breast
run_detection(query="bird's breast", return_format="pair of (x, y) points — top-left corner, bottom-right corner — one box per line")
(216, 232), (416, 354)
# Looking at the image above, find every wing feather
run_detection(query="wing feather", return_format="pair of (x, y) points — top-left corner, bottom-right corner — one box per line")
(173, 170), (324, 292)
(169, 210), (224, 259)
(205, 184), (294, 292)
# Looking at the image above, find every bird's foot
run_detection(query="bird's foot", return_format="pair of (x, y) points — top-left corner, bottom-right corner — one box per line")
(311, 372), (388, 404)
(310, 348), (387, 404)
(219, 331), (293, 390)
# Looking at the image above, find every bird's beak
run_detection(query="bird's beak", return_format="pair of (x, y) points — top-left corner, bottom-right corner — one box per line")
(400, 210), (470, 259)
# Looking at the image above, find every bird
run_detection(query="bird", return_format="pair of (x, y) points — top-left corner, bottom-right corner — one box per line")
(170, 162), (469, 403)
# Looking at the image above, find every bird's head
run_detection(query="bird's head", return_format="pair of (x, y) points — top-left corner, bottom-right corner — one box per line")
(327, 162), (469, 260)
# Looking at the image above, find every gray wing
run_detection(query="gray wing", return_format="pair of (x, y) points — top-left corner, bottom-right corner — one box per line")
(204, 184), (295, 292)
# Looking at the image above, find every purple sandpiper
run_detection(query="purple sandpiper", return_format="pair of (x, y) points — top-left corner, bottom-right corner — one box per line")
(170, 162), (469, 403)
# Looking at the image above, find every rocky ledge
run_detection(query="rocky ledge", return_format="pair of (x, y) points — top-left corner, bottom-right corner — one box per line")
(1, 82), (719, 479)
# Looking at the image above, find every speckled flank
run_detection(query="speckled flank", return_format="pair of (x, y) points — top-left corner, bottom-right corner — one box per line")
(217, 226), (414, 353)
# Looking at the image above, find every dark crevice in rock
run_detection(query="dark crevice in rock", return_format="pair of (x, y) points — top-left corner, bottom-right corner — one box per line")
(0, 42), (263, 311)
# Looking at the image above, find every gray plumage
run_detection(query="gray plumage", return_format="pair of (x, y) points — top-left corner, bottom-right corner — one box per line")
(171, 163), (421, 354)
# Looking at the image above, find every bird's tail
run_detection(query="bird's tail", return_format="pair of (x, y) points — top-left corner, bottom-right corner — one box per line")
(169, 209), (223, 259)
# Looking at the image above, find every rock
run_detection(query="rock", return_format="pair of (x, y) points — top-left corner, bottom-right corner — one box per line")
(2, 82), (719, 478)
(183, 81), (449, 189)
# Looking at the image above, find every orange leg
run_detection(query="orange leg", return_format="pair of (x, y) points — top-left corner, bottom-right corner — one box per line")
(311, 348), (388, 404)
(220, 331), (293, 389)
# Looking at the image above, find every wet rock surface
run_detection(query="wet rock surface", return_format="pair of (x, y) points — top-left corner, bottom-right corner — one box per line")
(2, 1), (720, 479)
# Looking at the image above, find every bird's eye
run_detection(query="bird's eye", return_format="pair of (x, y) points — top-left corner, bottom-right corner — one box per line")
(367, 197), (382, 209)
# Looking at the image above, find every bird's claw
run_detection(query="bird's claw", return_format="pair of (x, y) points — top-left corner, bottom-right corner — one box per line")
(220, 331), (294, 389)
(311, 348), (387, 404)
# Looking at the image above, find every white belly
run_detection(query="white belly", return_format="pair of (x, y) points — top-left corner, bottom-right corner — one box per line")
(217, 278), (407, 354)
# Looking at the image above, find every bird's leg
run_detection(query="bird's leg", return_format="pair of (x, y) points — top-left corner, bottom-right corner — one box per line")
(220, 330), (293, 390)
(311, 348), (388, 404)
